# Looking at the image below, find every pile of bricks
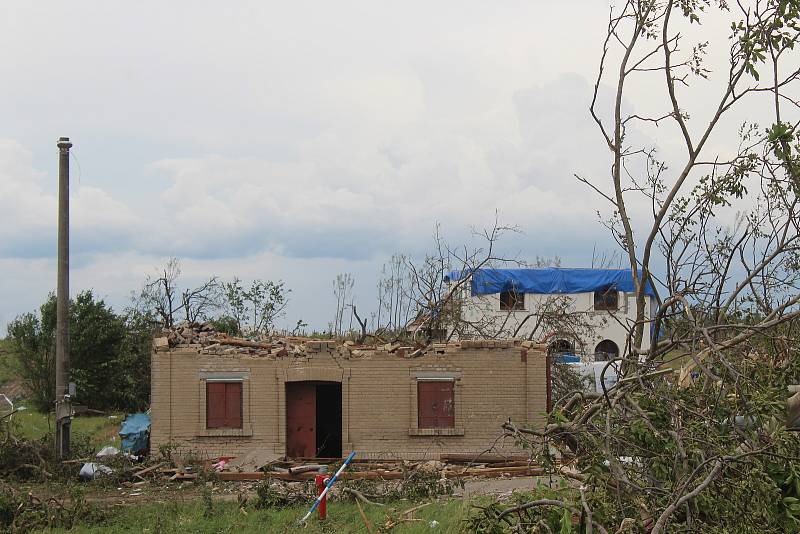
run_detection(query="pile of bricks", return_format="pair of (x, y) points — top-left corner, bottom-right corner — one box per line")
(152, 322), (540, 359)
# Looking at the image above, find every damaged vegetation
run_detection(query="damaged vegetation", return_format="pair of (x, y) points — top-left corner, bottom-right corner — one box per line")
(470, 0), (800, 531)
(3, 1), (800, 533)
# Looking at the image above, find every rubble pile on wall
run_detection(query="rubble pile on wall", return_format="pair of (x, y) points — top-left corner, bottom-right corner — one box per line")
(153, 322), (544, 359)
(153, 321), (308, 357)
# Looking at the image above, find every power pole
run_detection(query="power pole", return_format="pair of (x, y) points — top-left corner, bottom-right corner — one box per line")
(55, 136), (72, 458)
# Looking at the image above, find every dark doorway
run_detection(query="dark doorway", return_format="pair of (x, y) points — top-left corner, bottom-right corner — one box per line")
(285, 381), (342, 459)
(315, 382), (342, 458)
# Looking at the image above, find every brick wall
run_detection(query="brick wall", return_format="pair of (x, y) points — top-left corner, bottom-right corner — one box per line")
(150, 340), (547, 461)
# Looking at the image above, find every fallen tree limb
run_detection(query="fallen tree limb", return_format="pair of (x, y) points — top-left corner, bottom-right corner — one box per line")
(354, 498), (376, 534)
(343, 487), (385, 507)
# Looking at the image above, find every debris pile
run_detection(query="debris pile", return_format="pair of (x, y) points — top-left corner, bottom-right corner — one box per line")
(153, 321), (536, 359)
(218, 455), (544, 482)
(153, 322), (298, 357)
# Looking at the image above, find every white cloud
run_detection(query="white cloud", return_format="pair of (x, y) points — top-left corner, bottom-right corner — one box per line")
(0, 0), (771, 333)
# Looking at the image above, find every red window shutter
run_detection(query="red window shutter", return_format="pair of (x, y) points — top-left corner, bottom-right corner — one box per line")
(418, 381), (454, 429)
(207, 382), (242, 429)
(207, 382), (226, 428)
(225, 382), (242, 428)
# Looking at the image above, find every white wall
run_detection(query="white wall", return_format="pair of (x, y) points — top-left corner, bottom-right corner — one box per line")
(453, 289), (653, 360)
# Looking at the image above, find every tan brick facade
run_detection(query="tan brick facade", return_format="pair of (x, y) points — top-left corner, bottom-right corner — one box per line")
(150, 340), (548, 461)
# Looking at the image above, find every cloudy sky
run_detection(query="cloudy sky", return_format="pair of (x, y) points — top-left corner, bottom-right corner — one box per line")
(0, 1), (755, 332)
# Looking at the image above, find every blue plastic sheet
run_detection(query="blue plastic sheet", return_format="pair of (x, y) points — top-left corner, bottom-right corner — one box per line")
(119, 412), (151, 454)
(446, 268), (656, 297)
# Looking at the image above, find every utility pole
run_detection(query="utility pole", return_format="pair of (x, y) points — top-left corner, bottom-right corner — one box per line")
(55, 136), (72, 458)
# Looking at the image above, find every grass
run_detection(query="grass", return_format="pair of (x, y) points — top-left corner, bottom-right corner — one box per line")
(33, 497), (472, 533)
(9, 404), (124, 448)
(0, 338), (123, 448)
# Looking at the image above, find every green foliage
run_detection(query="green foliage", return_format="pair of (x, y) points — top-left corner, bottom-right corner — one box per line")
(207, 314), (239, 335)
(220, 277), (289, 336)
(517, 344), (800, 533)
(6, 291), (155, 412)
(550, 360), (592, 403)
(341, 468), (460, 503)
(466, 485), (575, 533)
(0, 483), (107, 533)
(6, 306), (54, 411)
(253, 480), (314, 509)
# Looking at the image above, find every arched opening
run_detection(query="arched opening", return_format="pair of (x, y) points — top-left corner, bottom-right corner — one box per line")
(594, 340), (619, 361)
(548, 339), (577, 363)
(548, 338), (574, 355)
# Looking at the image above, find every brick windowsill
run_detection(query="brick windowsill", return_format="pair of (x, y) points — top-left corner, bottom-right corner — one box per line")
(408, 427), (464, 437)
(196, 426), (253, 438)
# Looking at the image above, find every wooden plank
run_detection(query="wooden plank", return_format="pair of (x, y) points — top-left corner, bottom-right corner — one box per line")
(219, 470), (406, 482)
(460, 466), (545, 477)
(133, 462), (167, 478)
(440, 453), (528, 464)
(218, 466), (543, 482)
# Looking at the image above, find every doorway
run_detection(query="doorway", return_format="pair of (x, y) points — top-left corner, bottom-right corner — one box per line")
(285, 381), (342, 458)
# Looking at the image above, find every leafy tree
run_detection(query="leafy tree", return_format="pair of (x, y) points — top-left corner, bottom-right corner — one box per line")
(220, 277), (289, 337)
(6, 301), (56, 411)
(207, 315), (239, 336)
(7, 291), (153, 412)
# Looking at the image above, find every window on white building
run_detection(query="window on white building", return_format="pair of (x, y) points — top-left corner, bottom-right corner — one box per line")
(499, 290), (524, 311)
(593, 289), (619, 311)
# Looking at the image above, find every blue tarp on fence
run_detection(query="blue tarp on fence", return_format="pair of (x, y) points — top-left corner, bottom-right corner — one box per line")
(445, 268), (656, 297)
(119, 412), (151, 454)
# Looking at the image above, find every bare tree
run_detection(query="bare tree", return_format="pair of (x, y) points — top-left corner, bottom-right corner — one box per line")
(331, 273), (354, 337)
(477, 2), (800, 532)
(136, 257), (220, 328)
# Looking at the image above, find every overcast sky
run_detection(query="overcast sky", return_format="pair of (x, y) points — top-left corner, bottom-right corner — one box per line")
(0, 1), (758, 333)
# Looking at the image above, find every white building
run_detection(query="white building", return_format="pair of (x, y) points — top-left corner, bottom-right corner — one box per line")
(445, 268), (656, 362)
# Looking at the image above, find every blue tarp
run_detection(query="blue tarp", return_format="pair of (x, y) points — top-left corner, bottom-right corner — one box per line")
(445, 268), (656, 297)
(119, 412), (150, 454)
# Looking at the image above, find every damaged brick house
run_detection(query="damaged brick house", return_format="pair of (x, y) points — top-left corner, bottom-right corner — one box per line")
(150, 327), (548, 461)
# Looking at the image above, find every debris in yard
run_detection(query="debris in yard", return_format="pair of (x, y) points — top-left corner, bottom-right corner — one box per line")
(119, 412), (151, 454)
(96, 446), (121, 458)
(212, 459), (229, 471)
(132, 461), (166, 479)
(383, 502), (432, 530)
(287, 463), (327, 475)
(79, 462), (113, 480)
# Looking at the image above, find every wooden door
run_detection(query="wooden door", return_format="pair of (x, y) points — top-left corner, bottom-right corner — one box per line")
(286, 382), (316, 458)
